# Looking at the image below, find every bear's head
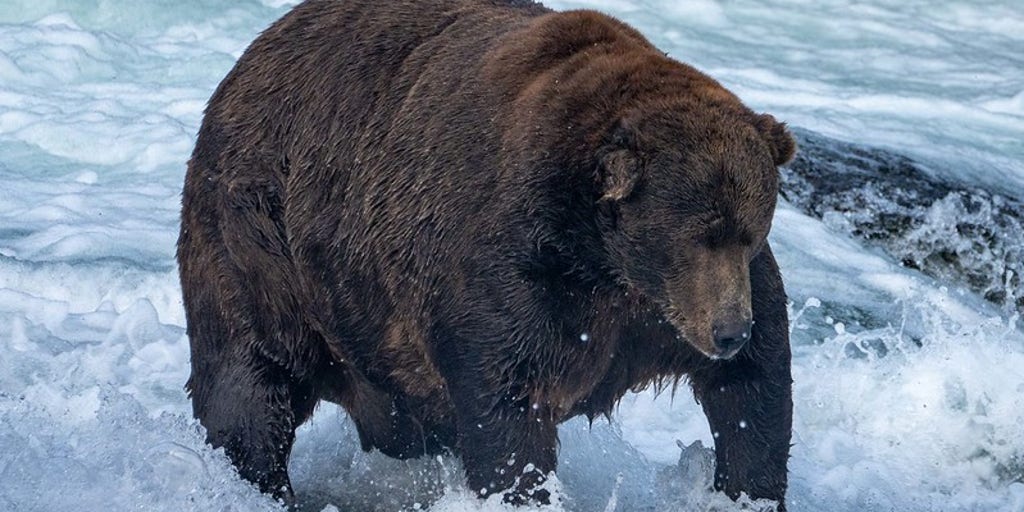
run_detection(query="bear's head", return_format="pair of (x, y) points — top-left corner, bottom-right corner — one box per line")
(596, 105), (794, 360)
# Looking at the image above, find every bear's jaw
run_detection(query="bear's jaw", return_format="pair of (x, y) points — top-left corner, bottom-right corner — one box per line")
(664, 313), (715, 359)
(664, 312), (748, 361)
(707, 345), (742, 361)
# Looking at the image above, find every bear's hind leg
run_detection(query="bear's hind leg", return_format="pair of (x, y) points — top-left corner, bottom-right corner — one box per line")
(188, 354), (317, 499)
(179, 168), (322, 500)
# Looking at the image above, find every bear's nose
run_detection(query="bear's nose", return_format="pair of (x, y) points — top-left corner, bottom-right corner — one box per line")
(712, 319), (752, 359)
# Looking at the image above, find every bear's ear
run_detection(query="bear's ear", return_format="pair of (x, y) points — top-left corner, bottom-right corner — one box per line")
(752, 113), (796, 166)
(598, 119), (641, 202)
(600, 149), (640, 202)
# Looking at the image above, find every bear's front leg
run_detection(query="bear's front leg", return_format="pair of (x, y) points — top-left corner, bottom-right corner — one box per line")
(691, 355), (792, 509)
(444, 363), (558, 504)
(689, 247), (793, 510)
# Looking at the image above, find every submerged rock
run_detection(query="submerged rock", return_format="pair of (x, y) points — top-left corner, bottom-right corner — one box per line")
(782, 128), (1024, 314)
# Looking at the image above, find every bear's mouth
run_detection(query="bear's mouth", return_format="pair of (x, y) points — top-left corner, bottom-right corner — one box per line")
(707, 344), (743, 361)
(664, 312), (717, 359)
(665, 309), (749, 361)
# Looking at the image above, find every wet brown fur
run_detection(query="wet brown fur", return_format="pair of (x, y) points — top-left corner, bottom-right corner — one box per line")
(178, 0), (795, 508)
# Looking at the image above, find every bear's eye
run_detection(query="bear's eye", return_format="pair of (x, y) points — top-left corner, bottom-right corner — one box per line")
(698, 216), (732, 248)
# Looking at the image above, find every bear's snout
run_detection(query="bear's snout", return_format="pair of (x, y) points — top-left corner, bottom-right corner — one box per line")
(712, 317), (752, 359)
(665, 245), (753, 359)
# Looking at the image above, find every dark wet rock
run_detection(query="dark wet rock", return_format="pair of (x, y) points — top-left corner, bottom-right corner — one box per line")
(782, 128), (1023, 314)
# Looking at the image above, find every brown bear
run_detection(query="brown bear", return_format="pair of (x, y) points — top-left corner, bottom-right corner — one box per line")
(177, 0), (796, 508)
